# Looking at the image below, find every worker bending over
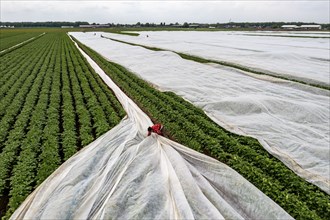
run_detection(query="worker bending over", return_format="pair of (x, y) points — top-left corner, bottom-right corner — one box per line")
(147, 124), (164, 136)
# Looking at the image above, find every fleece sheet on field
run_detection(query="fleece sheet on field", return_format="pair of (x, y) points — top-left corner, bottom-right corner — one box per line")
(69, 32), (330, 194)
(104, 31), (330, 87)
(10, 39), (293, 220)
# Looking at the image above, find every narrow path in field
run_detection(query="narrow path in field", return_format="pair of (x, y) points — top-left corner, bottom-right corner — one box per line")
(9, 35), (293, 220)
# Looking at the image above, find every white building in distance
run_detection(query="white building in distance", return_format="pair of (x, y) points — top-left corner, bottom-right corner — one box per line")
(281, 25), (322, 30)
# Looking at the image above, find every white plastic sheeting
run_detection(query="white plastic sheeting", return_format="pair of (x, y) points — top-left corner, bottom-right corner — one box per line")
(241, 31), (330, 38)
(103, 31), (330, 87)
(10, 38), (293, 220)
(69, 32), (330, 194)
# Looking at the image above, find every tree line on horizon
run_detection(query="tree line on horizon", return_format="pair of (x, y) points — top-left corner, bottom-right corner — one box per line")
(0, 21), (89, 28)
(0, 21), (329, 29)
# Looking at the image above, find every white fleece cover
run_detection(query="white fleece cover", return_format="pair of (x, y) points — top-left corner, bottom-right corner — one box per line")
(10, 36), (293, 220)
(239, 31), (330, 38)
(104, 31), (330, 87)
(69, 32), (329, 194)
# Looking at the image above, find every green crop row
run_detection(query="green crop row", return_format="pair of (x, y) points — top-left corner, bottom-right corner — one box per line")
(0, 31), (43, 51)
(0, 33), (125, 218)
(60, 38), (79, 160)
(36, 37), (63, 186)
(0, 35), (56, 150)
(0, 43), (41, 89)
(75, 38), (330, 220)
(67, 39), (126, 125)
(5, 39), (57, 217)
(0, 35), (58, 218)
(0, 35), (52, 118)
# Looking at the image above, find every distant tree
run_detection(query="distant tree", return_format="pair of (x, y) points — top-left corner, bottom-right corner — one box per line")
(321, 24), (330, 29)
(75, 21), (89, 26)
(0, 21), (89, 27)
(183, 22), (189, 28)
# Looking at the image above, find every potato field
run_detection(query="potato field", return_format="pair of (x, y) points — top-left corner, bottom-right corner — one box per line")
(0, 29), (329, 219)
(0, 30), (45, 53)
(0, 31), (125, 218)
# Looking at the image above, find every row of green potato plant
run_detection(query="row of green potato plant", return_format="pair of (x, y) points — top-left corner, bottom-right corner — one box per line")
(0, 34), (52, 118)
(5, 39), (57, 217)
(65, 38), (94, 147)
(0, 50), (40, 101)
(64, 37), (122, 146)
(0, 36), (57, 218)
(0, 42), (38, 86)
(36, 37), (63, 185)
(0, 35), (56, 151)
(0, 33), (126, 218)
(75, 38), (330, 220)
(0, 30), (37, 39)
(0, 36), (45, 57)
(0, 31), (43, 51)
(60, 38), (79, 160)
(68, 40), (112, 138)
(66, 37), (126, 125)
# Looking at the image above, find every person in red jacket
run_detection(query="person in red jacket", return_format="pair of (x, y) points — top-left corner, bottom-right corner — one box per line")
(147, 123), (164, 136)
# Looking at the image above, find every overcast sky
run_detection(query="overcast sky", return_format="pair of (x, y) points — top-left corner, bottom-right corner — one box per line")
(1, 0), (329, 24)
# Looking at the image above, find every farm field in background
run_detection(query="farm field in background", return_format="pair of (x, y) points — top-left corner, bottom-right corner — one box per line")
(102, 31), (330, 88)
(0, 28), (329, 219)
(0, 31), (125, 218)
(0, 30), (45, 51)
